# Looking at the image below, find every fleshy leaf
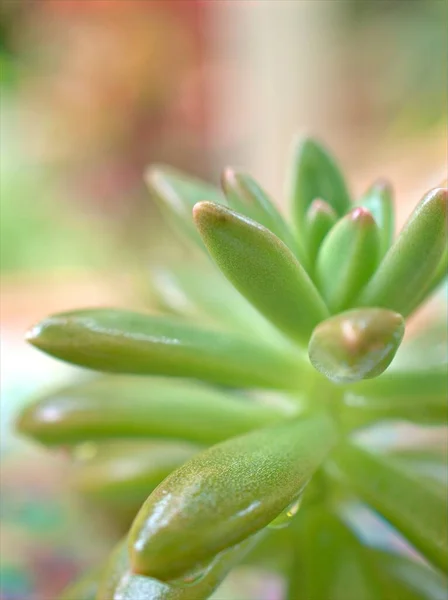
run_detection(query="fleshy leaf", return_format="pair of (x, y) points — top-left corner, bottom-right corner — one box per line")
(26, 309), (305, 389)
(222, 168), (297, 252)
(98, 536), (262, 600)
(17, 376), (289, 446)
(315, 208), (381, 312)
(194, 202), (329, 345)
(407, 246), (447, 315)
(287, 136), (351, 231)
(287, 508), (380, 600)
(145, 165), (225, 247)
(128, 413), (336, 581)
(308, 308), (405, 384)
(356, 179), (395, 258)
(329, 443), (448, 573)
(72, 441), (198, 509)
(357, 187), (447, 315)
(147, 264), (279, 340)
(304, 199), (337, 266)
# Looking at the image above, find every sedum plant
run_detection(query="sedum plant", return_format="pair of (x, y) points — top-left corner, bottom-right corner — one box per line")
(17, 136), (447, 600)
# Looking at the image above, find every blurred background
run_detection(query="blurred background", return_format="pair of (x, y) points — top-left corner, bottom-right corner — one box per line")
(0, 1), (446, 598)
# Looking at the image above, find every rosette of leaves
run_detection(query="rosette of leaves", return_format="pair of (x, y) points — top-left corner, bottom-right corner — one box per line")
(18, 136), (447, 600)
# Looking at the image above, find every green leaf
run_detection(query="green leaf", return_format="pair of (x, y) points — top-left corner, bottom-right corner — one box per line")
(59, 570), (99, 600)
(17, 376), (290, 446)
(287, 508), (380, 600)
(129, 413), (336, 581)
(147, 263), (278, 340)
(98, 536), (262, 600)
(287, 137), (351, 231)
(356, 179), (395, 259)
(26, 309), (305, 389)
(71, 441), (198, 509)
(308, 308), (405, 384)
(372, 550), (448, 600)
(329, 443), (448, 573)
(357, 187), (447, 315)
(304, 199), (337, 266)
(349, 364), (447, 398)
(406, 246), (447, 315)
(194, 202), (329, 345)
(315, 208), (381, 312)
(222, 168), (297, 252)
(145, 165), (225, 248)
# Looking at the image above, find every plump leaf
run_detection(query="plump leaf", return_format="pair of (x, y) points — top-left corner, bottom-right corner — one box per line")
(357, 187), (447, 315)
(194, 202), (329, 345)
(98, 536), (262, 600)
(147, 264), (279, 340)
(71, 441), (198, 509)
(287, 508), (381, 600)
(145, 165), (225, 247)
(308, 308), (405, 384)
(128, 413), (336, 581)
(329, 443), (448, 573)
(287, 136), (350, 231)
(26, 309), (305, 389)
(17, 376), (289, 446)
(304, 199), (337, 266)
(222, 168), (297, 252)
(356, 179), (395, 259)
(59, 570), (99, 600)
(372, 549), (448, 600)
(407, 246), (447, 315)
(315, 208), (381, 312)
(349, 364), (447, 398)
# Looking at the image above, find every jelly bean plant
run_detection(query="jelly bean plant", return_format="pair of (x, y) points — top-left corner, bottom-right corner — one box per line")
(18, 137), (447, 600)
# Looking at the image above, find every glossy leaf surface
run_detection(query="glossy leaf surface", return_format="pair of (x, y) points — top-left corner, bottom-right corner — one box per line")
(129, 413), (336, 581)
(145, 165), (225, 247)
(222, 168), (297, 251)
(356, 180), (395, 258)
(287, 508), (380, 600)
(304, 199), (337, 265)
(17, 376), (288, 446)
(194, 202), (329, 345)
(287, 137), (350, 230)
(315, 208), (381, 312)
(308, 308), (404, 383)
(26, 309), (304, 389)
(330, 443), (448, 572)
(357, 187), (447, 315)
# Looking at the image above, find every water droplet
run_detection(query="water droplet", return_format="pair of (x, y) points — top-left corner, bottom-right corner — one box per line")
(268, 493), (303, 530)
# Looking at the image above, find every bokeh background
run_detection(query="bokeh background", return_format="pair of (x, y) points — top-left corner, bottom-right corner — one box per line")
(0, 1), (446, 599)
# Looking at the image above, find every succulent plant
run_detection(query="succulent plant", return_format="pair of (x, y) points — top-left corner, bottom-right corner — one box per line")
(18, 136), (447, 600)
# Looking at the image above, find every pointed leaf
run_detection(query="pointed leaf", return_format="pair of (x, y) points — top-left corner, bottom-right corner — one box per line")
(194, 202), (329, 345)
(129, 413), (336, 581)
(145, 165), (225, 248)
(287, 136), (351, 231)
(315, 208), (381, 312)
(287, 508), (381, 600)
(72, 441), (198, 509)
(304, 199), (337, 265)
(357, 187), (447, 315)
(356, 179), (395, 258)
(98, 536), (262, 600)
(26, 309), (305, 389)
(17, 376), (289, 446)
(308, 308), (405, 384)
(222, 168), (297, 252)
(329, 443), (448, 572)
